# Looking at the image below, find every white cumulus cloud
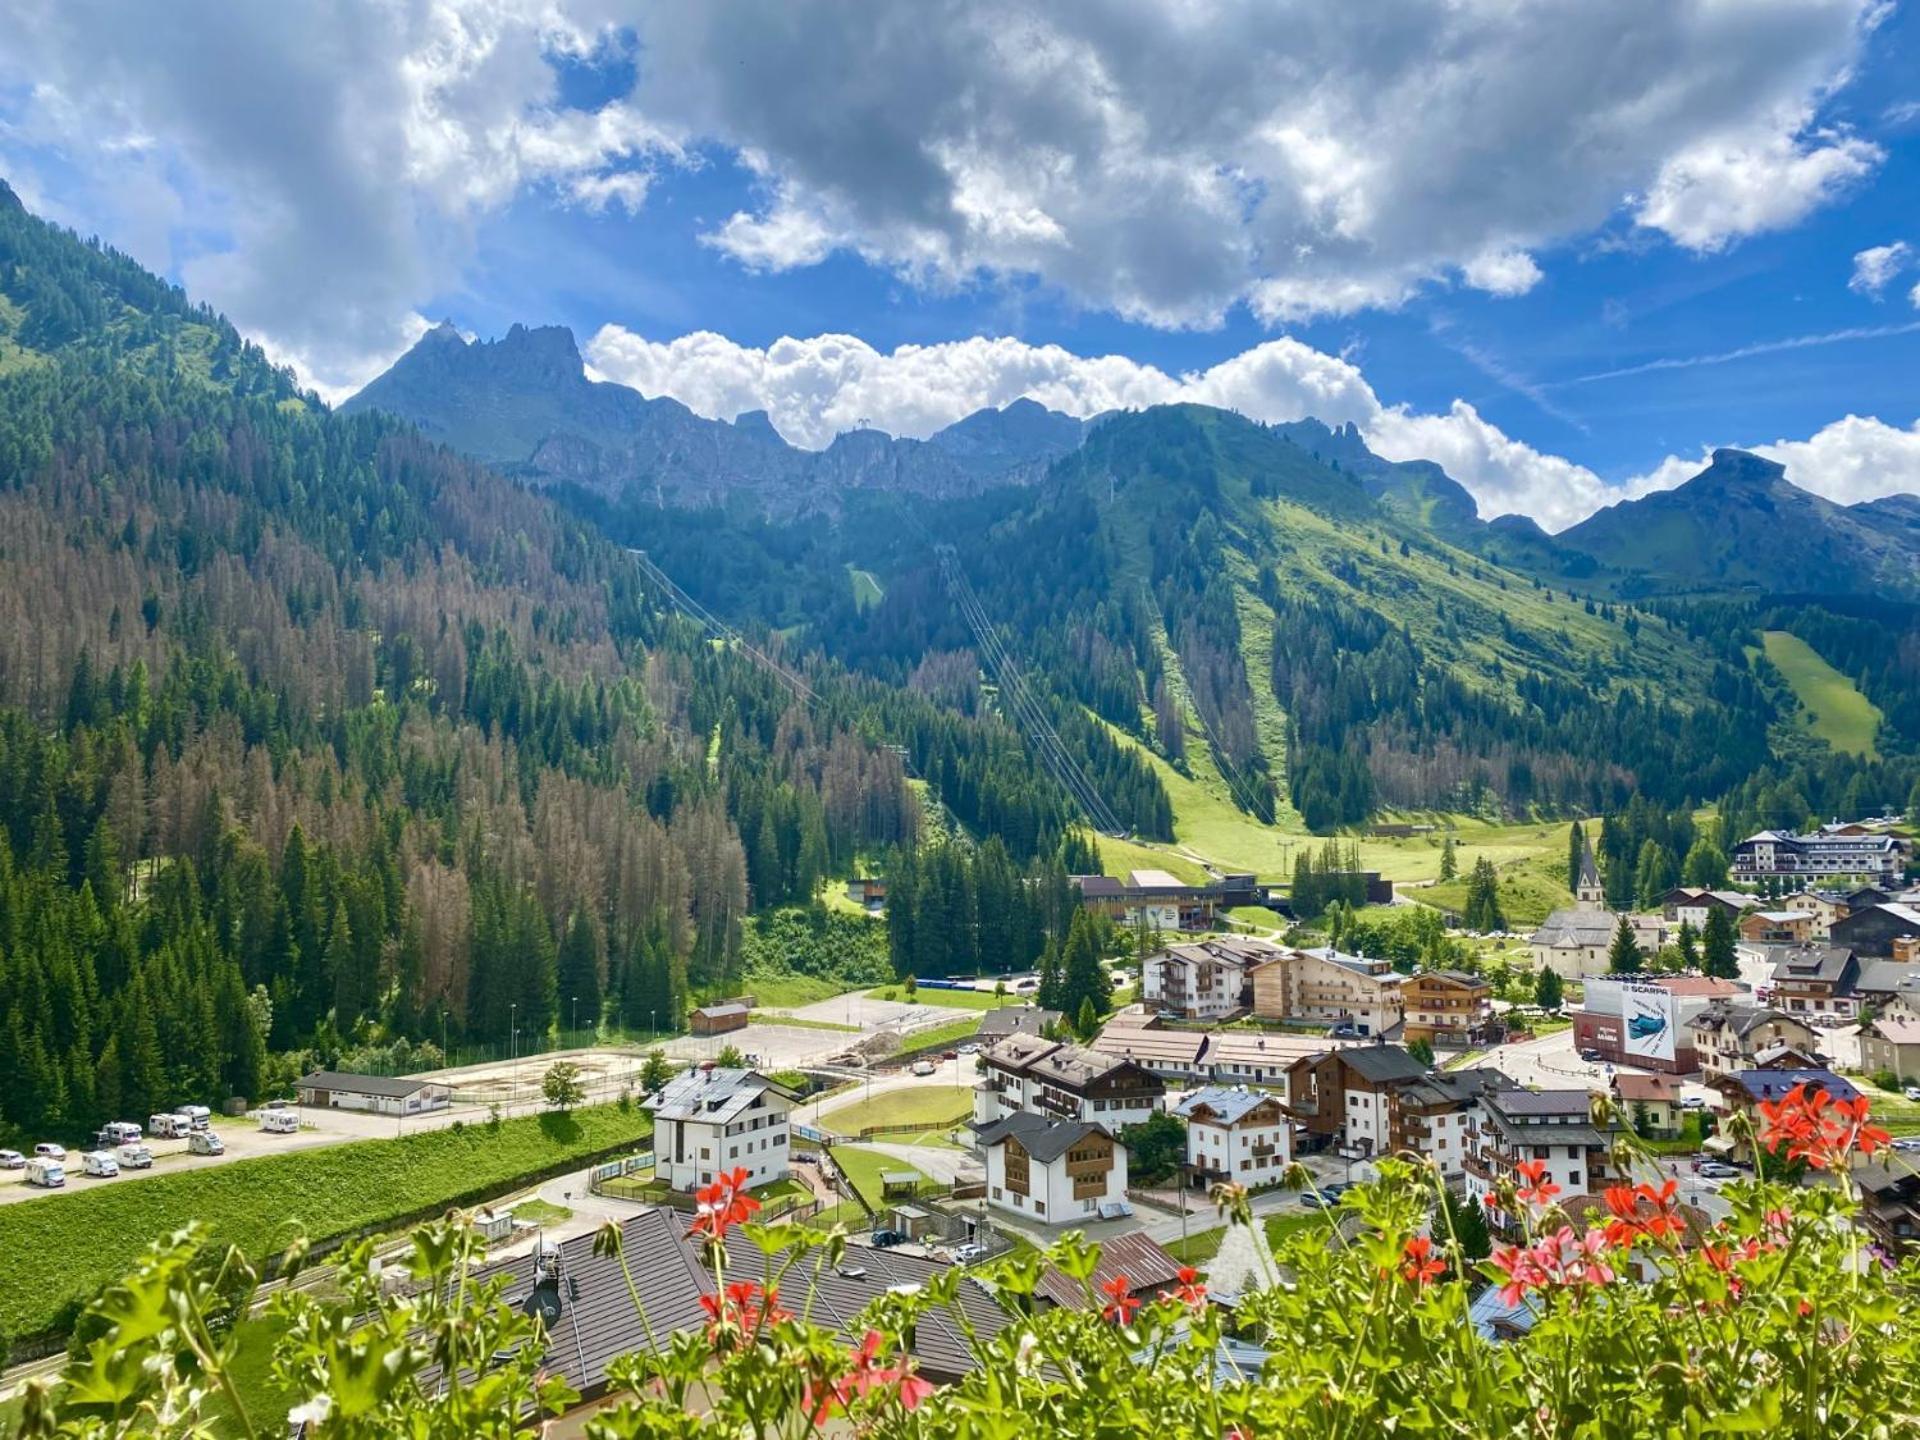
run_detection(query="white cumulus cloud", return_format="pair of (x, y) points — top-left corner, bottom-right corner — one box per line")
(1848, 240), (1913, 296)
(0, 0), (1892, 392)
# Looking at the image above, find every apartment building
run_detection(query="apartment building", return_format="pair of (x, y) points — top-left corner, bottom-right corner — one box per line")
(1732, 830), (1905, 884)
(1401, 969), (1494, 1046)
(1688, 1003), (1820, 1082)
(1141, 936), (1275, 1020)
(972, 1034), (1165, 1130)
(978, 1112), (1126, 1223)
(1249, 946), (1405, 1036)
(1463, 1090), (1622, 1225)
(645, 1066), (796, 1193)
(1175, 1086), (1293, 1188)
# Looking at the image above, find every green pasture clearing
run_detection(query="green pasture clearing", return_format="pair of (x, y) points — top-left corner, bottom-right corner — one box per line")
(866, 984), (1010, 1011)
(822, 1086), (974, 1135)
(831, 1145), (935, 1209)
(1761, 630), (1881, 758)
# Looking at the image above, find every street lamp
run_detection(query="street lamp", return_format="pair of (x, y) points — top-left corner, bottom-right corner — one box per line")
(571, 995), (579, 1047)
(510, 1003), (519, 1106)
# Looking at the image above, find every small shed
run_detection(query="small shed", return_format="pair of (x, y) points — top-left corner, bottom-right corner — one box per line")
(690, 1003), (750, 1037)
(879, 1170), (922, 1200)
(890, 1203), (937, 1240)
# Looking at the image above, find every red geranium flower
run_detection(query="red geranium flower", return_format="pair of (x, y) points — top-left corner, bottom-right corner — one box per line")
(1172, 1265), (1207, 1309)
(1514, 1158), (1561, 1207)
(1400, 1236), (1444, 1287)
(809, 1330), (934, 1422)
(689, 1166), (761, 1241)
(1101, 1272), (1141, 1325)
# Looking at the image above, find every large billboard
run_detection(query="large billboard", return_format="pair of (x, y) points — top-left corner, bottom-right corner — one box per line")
(1620, 983), (1677, 1064)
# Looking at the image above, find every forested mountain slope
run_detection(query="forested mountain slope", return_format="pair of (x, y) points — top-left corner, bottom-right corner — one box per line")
(0, 179), (1116, 1142)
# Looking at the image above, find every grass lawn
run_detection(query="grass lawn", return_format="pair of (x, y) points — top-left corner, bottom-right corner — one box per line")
(746, 972), (855, 1008)
(902, 1016), (985, 1052)
(509, 1197), (573, 1226)
(846, 565), (885, 611)
(823, 1086), (974, 1135)
(1421, 843), (1574, 928)
(0, 1104), (653, 1345)
(831, 1145), (933, 1209)
(756, 1013), (862, 1033)
(1761, 630), (1881, 759)
(1162, 1207), (1331, 1266)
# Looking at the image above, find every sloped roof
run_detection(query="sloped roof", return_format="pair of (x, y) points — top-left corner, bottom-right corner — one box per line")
(1175, 1086), (1285, 1125)
(1611, 1072), (1677, 1102)
(643, 1067), (794, 1123)
(975, 1110), (1112, 1162)
(1337, 1045), (1428, 1084)
(1531, 908), (1619, 947)
(1037, 1232), (1184, 1311)
(300, 1070), (442, 1098)
(1728, 1069), (1861, 1104)
(976, 1005), (1062, 1038)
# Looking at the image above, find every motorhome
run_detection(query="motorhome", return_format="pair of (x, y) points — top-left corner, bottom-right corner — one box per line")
(25, 1157), (66, 1187)
(177, 1105), (212, 1131)
(150, 1112), (192, 1139)
(97, 1121), (142, 1147)
(116, 1143), (154, 1169)
(260, 1109), (298, 1135)
(81, 1150), (119, 1178)
(188, 1131), (225, 1156)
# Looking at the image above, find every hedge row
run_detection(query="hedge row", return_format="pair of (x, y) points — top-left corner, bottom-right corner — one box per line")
(0, 1104), (652, 1344)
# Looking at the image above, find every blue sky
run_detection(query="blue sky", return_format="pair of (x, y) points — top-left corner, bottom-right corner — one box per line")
(3, 1), (1917, 527)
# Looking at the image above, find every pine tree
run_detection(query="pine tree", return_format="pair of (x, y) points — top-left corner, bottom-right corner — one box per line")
(1682, 838), (1729, 888)
(1035, 938), (1065, 1014)
(1607, 914), (1645, 974)
(1439, 835), (1458, 882)
(1567, 821), (1587, 894)
(1702, 906), (1738, 980)
(1533, 966), (1563, 1011)
(1634, 840), (1677, 911)
(1060, 908), (1109, 1021)
(1463, 858), (1506, 932)
(1076, 995), (1099, 1040)
(1675, 918), (1699, 971)
(557, 908), (604, 1036)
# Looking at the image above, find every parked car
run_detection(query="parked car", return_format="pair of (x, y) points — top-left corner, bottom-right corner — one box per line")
(869, 1229), (908, 1249)
(81, 1150), (120, 1178)
(1680, 1096), (1708, 1110)
(951, 1243), (988, 1264)
(0, 1148), (24, 1169)
(1698, 1161), (1739, 1179)
(24, 1157), (65, 1188)
(188, 1131), (225, 1157)
(117, 1143), (154, 1169)
(1299, 1191), (1331, 1208)
(1904, 1086), (1920, 1103)
(1579, 1048), (1604, 1063)
(941, 1050), (958, 1061)
(34, 1142), (67, 1162)
(910, 1059), (937, 1077)
(1892, 1137), (1920, 1154)
(957, 1043), (980, 1056)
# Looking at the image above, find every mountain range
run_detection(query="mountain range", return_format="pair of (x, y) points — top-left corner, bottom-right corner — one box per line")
(342, 322), (1087, 514)
(348, 323), (1920, 601)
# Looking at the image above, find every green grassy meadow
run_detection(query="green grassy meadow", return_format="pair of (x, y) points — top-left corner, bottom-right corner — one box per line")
(1761, 630), (1881, 758)
(0, 1105), (652, 1343)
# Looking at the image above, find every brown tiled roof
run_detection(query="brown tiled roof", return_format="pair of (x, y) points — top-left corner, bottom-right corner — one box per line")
(1035, 1232), (1185, 1311)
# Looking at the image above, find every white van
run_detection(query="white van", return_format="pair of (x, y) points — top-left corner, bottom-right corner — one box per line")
(177, 1105), (212, 1131)
(34, 1142), (67, 1162)
(82, 1150), (120, 1178)
(911, 1059), (937, 1077)
(188, 1131), (225, 1157)
(117, 1143), (154, 1169)
(150, 1112), (190, 1139)
(260, 1110), (299, 1135)
(25, 1157), (66, 1188)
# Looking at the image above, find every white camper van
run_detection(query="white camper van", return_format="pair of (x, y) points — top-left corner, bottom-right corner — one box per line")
(260, 1109), (298, 1135)
(177, 1105), (212, 1131)
(82, 1150), (120, 1178)
(98, 1121), (142, 1147)
(188, 1131), (225, 1157)
(150, 1113), (191, 1139)
(25, 1157), (66, 1187)
(117, 1143), (154, 1169)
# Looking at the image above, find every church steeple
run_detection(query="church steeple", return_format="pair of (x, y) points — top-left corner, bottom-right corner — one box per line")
(1575, 833), (1605, 909)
